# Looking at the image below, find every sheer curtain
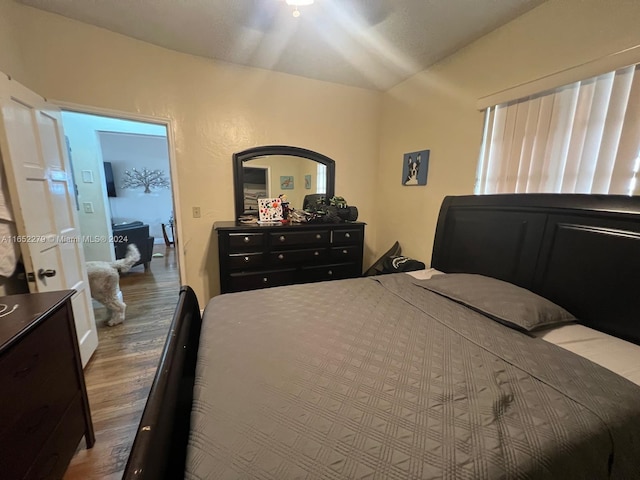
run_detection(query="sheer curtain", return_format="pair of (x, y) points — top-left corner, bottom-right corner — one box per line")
(316, 163), (327, 194)
(476, 64), (640, 195)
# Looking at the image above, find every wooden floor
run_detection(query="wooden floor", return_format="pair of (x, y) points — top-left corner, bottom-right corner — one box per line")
(64, 245), (180, 480)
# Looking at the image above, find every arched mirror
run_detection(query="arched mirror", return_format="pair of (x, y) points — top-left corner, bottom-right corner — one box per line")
(233, 145), (335, 219)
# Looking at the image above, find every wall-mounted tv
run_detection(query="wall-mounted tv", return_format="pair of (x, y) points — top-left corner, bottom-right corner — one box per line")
(103, 162), (117, 197)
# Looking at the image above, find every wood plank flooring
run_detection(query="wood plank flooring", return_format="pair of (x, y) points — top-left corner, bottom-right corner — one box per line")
(64, 245), (180, 480)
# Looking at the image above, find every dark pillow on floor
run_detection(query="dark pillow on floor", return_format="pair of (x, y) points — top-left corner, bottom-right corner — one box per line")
(382, 256), (426, 273)
(363, 241), (401, 276)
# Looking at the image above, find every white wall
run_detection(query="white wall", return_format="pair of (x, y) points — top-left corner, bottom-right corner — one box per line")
(61, 111), (167, 261)
(99, 131), (172, 243)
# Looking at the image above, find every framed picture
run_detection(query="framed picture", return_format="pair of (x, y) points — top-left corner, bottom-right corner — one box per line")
(258, 197), (283, 223)
(280, 175), (294, 189)
(304, 174), (311, 189)
(401, 149), (429, 186)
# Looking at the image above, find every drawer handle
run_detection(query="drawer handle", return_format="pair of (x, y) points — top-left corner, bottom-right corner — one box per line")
(316, 234), (321, 239)
(345, 233), (351, 238)
(14, 354), (39, 379)
(278, 254), (284, 260)
(314, 251), (319, 256)
(342, 249), (348, 254)
(328, 270), (333, 276)
(244, 256), (250, 263)
(279, 235), (286, 242)
(263, 277), (269, 283)
(243, 236), (250, 243)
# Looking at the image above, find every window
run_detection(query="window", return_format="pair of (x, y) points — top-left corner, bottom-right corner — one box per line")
(476, 64), (640, 196)
(316, 163), (327, 194)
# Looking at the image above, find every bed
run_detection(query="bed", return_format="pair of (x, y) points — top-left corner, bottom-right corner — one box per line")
(123, 193), (640, 479)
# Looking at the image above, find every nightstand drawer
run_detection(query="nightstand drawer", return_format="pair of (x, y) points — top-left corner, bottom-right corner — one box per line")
(229, 233), (265, 249)
(270, 230), (329, 246)
(229, 269), (296, 292)
(228, 252), (264, 269)
(26, 393), (85, 480)
(332, 228), (362, 245)
(269, 248), (328, 265)
(0, 309), (73, 419)
(0, 355), (78, 479)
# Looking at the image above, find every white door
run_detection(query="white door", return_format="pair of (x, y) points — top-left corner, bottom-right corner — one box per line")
(0, 73), (98, 366)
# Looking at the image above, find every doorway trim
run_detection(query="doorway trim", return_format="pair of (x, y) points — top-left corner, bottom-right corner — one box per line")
(53, 100), (186, 286)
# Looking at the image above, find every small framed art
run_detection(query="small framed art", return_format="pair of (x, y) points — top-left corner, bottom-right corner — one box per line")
(280, 176), (294, 189)
(401, 149), (429, 186)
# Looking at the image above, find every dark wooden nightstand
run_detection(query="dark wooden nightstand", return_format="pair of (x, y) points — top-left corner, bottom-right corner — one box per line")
(0, 290), (94, 479)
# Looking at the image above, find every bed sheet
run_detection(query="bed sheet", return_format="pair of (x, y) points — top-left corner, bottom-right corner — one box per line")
(406, 269), (640, 386)
(532, 324), (640, 386)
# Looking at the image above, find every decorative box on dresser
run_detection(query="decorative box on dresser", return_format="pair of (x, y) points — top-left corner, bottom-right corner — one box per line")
(0, 290), (94, 480)
(216, 221), (366, 293)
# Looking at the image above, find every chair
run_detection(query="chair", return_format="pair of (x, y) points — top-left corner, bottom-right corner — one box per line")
(112, 221), (154, 270)
(162, 223), (174, 247)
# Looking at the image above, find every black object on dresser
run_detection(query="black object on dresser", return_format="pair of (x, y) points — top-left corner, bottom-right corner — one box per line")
(216, 221), (365, 293)
(0, 290), (95, 480)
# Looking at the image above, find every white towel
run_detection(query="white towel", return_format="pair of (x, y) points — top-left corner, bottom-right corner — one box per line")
(0, 163), (14, 223)
(0, 221), (20, 277)
(0, 165), (19, 277)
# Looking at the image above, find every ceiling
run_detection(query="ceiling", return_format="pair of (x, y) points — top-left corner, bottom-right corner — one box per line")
(16, 0), (547, 90)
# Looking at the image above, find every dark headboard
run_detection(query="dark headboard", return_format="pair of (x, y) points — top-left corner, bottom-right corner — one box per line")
(432, 194), (640, 345)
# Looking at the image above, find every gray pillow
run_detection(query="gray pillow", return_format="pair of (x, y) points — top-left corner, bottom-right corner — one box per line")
(416, 274), (576, 332)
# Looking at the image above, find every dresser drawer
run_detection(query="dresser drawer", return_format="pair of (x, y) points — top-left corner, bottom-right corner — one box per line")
(330, 245), (361, 261)
(229, 268), (296, 292)
(228, 232), (265, 249)
(25, 393), (86, 480)
(270, 230), (329, 246)
(332, 228), (362, 245)
(228, 252), (264, 270)
(0, 308), (74, 421)
(301, 263), (358, 282)
(269, 247), (328, 265)
(0, 355), (79, 479)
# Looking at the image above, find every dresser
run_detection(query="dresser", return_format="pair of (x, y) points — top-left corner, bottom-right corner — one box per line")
(215, 221), (365, 293)
(0, 290), (94, 480)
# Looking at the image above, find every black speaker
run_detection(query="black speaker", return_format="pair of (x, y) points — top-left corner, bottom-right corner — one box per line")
(336, 206), (358, 221)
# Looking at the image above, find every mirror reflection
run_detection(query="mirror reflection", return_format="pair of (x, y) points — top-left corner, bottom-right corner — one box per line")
(242, 155), (327, 214)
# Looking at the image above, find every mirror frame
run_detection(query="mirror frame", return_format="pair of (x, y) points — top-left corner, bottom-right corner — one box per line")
(233, 145), (336, 219)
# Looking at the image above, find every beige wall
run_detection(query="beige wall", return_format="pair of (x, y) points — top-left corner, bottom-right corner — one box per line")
(0, 0), (26, 83)
(3, 0), (640, 303)
(0, 1), (381, 304)
(376, 0), (640, 266)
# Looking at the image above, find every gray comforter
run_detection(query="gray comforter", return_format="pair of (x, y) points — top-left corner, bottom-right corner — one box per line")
(186, 274), (640, 479)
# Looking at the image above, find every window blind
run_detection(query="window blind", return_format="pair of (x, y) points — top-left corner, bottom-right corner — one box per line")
(476, 64), (640, 195)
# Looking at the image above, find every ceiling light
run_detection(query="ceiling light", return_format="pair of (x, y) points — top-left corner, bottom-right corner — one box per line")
(284, 0), (313, 17)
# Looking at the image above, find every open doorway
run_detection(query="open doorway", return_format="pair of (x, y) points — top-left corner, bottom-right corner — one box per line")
(60, 109), (180, 323)
(61, 111), (175, 262)
(60, 109), (182, 478)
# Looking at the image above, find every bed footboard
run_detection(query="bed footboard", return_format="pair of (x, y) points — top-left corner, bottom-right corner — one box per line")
(123, 285), (202, 479)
